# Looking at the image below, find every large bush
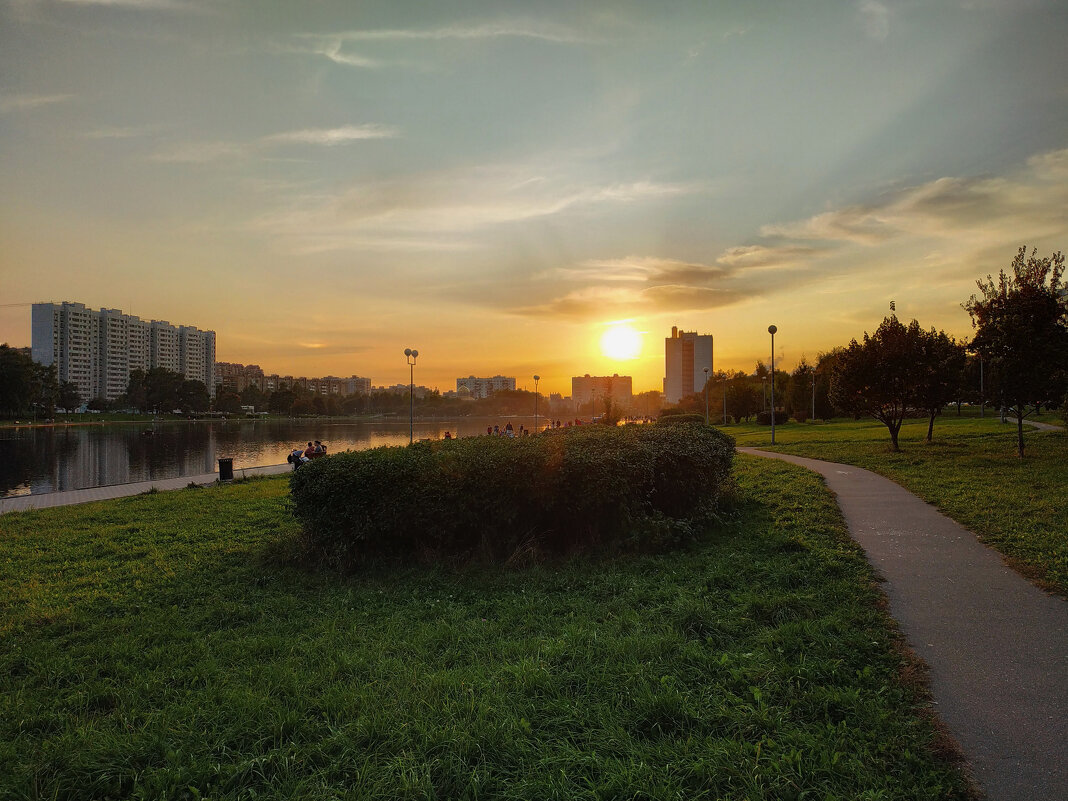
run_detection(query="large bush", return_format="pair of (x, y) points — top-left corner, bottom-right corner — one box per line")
(291, 423), (735, 568)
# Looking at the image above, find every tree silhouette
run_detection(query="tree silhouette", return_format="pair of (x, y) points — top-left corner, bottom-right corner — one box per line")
(965, 246), (1068, 456)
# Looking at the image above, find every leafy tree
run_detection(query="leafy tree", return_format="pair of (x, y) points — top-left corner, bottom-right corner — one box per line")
(290, 397), (316, 416)
(269, 388), (296, 414)
(0, 345), (38, 416)
(239, 384), (267, 411)
(965, 246), (1068, 456)
(814, 349), (845, 419)
(57, 381), (81, 412)
(830, 316), (926, 451)
(177, 380), (210, 414)
(789, 359), (815, 422)
(125, 369), (148, 412)
(915, 328), (966, 441)
(215, 392), (243, 414)
(726, 375), (759, 422)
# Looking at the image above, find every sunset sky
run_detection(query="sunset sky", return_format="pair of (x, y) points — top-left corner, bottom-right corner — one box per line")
(2, 0), (1066, 394)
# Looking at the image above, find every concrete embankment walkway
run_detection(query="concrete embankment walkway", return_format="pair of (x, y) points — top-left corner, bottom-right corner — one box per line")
(0, 463), (292, 514)
(739, 447), (1068, 801)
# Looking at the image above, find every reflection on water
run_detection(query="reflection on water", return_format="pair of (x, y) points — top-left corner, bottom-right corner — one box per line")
(0, 418), (543, 498)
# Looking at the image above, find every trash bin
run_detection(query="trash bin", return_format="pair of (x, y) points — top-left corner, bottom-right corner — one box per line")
(218, 457), (234, 481)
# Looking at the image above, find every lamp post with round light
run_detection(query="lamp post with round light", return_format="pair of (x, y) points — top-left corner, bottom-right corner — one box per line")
(768, 325), (777, 444)
(534, 375), (541, 432)
(703, 367), (709, 425)
(404, 348), (418, 444)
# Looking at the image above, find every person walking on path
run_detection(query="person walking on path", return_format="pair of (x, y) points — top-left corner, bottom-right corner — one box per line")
(739, 447), (1068, 801)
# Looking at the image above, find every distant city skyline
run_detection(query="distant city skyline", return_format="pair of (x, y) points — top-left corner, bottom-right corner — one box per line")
(2, 1), (1066, 394)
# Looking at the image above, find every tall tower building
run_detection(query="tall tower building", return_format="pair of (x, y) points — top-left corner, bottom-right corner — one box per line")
(663, 325), (713, 404)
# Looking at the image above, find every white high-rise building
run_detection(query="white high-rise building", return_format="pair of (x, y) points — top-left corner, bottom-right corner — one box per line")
(32, 302), (100, 402)
(31, 302), (217, 403)
(663, 326), (714, 404)
(150, 321), (180, 374)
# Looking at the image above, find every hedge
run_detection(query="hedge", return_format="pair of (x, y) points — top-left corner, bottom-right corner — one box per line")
(290, 422), (735, 568)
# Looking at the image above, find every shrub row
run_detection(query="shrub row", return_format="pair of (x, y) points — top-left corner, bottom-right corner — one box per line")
(290, 422), (735, 568)
(756, 410), (791, 425)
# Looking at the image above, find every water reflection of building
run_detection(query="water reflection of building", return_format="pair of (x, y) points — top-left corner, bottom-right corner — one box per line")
(27, 428), (133, 493)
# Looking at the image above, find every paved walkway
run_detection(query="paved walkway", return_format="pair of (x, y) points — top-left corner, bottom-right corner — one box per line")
(739, 447), (1068, 801)
(0, 463), (293, 514)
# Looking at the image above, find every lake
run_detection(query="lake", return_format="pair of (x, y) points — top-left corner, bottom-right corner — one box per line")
(0, 417), (547, 498)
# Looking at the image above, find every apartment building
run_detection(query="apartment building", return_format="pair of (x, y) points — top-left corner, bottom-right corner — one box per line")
(571, 374), (633, 407)
(456, 375), (516, 399)
(215, 362), (371, 397)
(663, 325), (713, 404)
(31, 301), (217, 403)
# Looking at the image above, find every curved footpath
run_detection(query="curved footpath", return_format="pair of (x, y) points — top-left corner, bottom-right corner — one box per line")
(0, 463), (292, 514)
(739, 447), (1068, 801)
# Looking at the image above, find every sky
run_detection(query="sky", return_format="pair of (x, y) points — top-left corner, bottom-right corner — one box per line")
(1, 0), (1066, 394)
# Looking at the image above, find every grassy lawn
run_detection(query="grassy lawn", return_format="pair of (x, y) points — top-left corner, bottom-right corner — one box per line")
(731, 415), (1068, 595)
(0, 461), (972, 800)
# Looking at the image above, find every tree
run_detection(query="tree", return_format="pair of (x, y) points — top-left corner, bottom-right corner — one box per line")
(125, 369), (148, 412)
(726, 374), (760, 422)
(177, 380), (210, 414)
(830, 316), (926, 451)
(57, 381), (81, 412)
(965, 246), (1068, 457)
(915, 328), (966, 441)
(0, 344), (37, 416)
(788, 359), (815, 422)
(269, 388), (296, 414)
(215, 392), (243, 414)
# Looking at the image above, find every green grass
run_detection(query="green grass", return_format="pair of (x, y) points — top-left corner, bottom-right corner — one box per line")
(0, 464), (972, 800)
(732, 415), (1068, 594)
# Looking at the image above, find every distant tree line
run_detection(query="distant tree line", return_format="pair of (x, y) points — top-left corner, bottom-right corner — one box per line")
(661, 245), (1067, 456)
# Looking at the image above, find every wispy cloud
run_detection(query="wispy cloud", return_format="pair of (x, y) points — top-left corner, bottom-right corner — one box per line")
(250, 164), (704, 255)
(261, 124), (397, 146)
(55, 0), (203, 9)
(762, 148), (1068, 245)
(294, 20), (591, 69)
(0, 93), (73, 113)
(84, 124), (161, 139)
(152, 124), (398, 163)
(325, 20), (591, 45)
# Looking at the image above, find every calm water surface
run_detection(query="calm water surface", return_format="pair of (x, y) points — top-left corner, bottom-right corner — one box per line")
(0, 417), (543, 498)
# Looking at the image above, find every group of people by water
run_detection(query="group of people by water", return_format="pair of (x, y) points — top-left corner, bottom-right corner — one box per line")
(440, 419), (589, 440)
(287, 440), (327, 468)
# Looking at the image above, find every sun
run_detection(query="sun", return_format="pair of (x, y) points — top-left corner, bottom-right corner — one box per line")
(600, 324), (643, 360)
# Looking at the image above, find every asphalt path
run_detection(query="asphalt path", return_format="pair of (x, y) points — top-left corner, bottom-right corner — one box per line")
(0, 463), (292, 514)
(739, 447), (1068, 801)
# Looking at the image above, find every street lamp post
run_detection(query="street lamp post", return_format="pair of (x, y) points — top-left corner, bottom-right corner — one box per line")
(404, 348), (418, 444)
(703, 367), (709, 425)
(979, 353), (984, 418)
(811, 370), (816, 423)
(534, 374), (541, 432)
(768, 325), (777, 444)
